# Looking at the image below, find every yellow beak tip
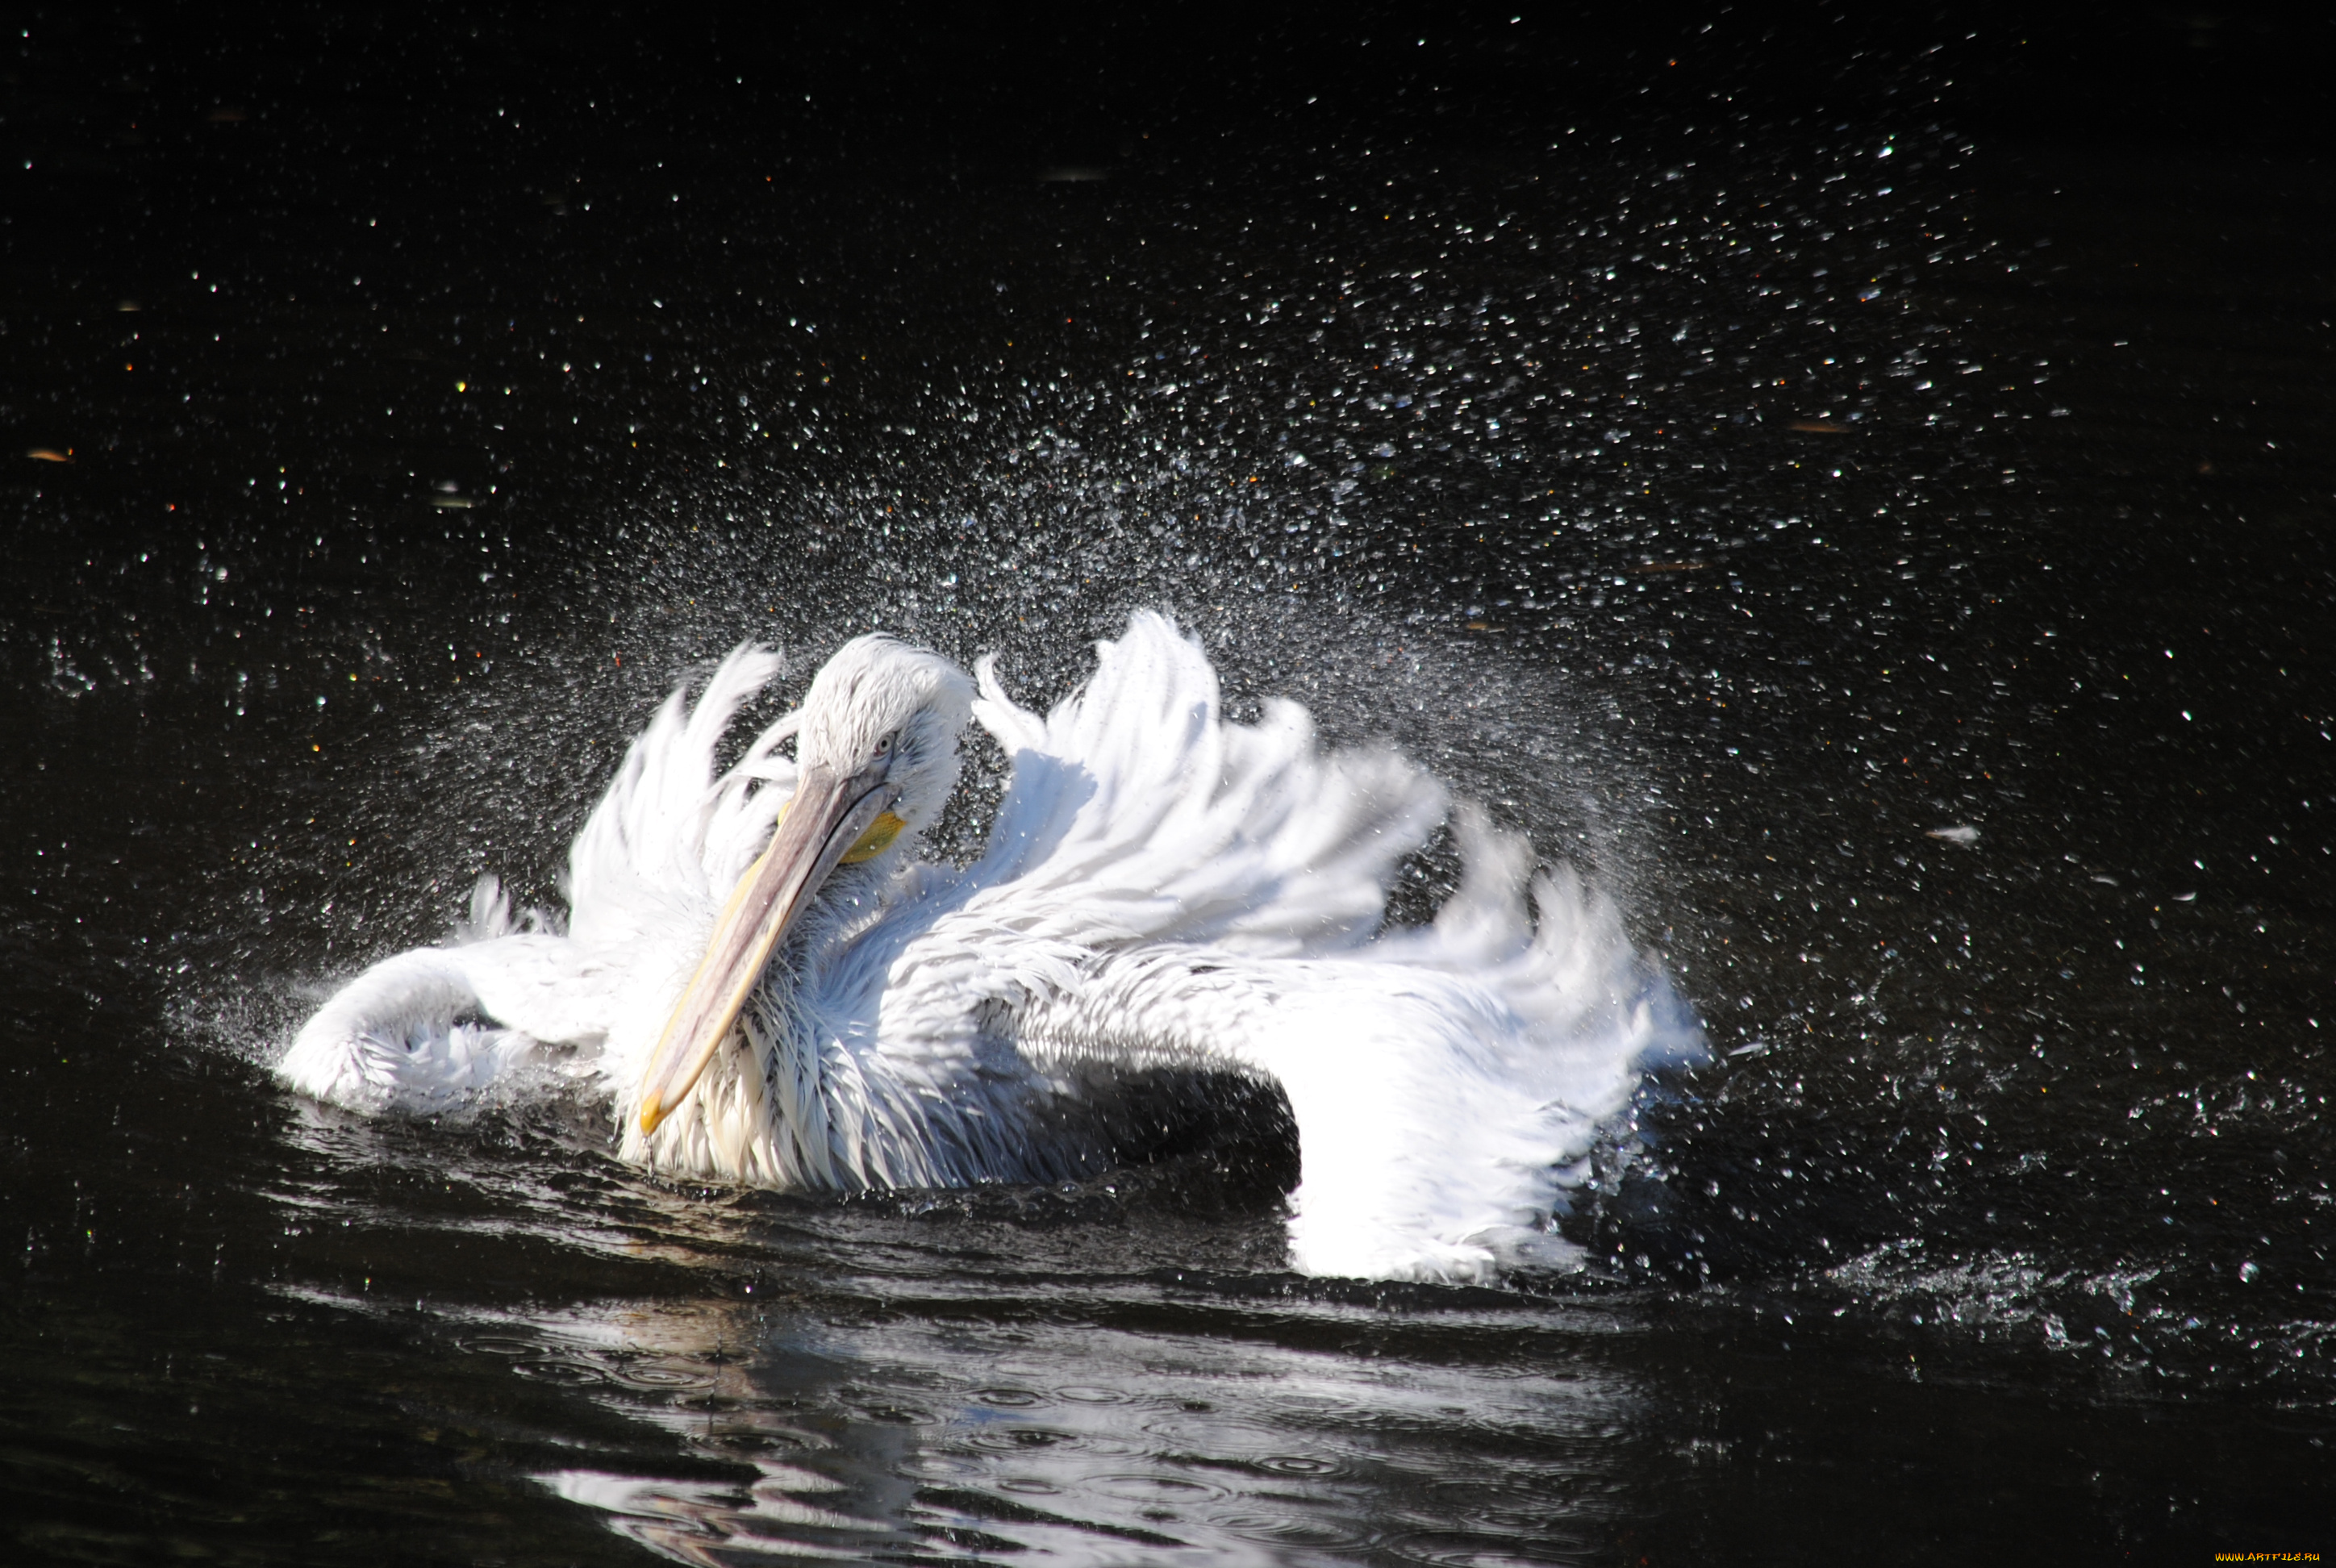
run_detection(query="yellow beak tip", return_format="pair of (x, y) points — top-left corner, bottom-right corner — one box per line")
(638, 1099), (665, 1135)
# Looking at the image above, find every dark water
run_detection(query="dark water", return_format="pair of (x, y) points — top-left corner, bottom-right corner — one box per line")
(5, 9), (2332, 1562)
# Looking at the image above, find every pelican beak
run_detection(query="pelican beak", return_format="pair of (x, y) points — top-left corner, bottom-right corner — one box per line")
(636, 758), (899, 1135)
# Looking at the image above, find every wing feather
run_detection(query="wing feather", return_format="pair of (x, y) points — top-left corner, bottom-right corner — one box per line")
(956, 610), (1445, 956)
(568, 644), (797, 949)
(860, 613), (1702, 1280)
(1008, 818), (1701, 1282)
(290, 645), (809, 1116)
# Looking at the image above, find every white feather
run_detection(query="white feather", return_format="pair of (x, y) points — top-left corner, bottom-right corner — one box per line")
(278, 612), (1704, 1282)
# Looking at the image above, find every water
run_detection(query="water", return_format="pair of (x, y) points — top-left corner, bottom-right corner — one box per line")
(4, 11), (2331, 1561)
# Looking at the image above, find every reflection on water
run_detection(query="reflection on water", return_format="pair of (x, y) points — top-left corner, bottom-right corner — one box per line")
(521, 1292), (1633, 1563)
(272, 1101), (1648, 1563)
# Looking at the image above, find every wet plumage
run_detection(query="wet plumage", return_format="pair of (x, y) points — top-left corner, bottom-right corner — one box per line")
(279, 612), (1701, 1281)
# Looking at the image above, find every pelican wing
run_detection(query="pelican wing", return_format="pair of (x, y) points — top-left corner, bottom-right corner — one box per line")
(567, 643), (799, 950)
(841, 614), (1701, 1280)
(284, 644), (805, 1115)
(822, 610), (1445, 1091)
(962, 610), (1447, 953)
(1010, 812), (1703, 1282)
(561, 643), (818, 1096)
(277, 933), (618, 1114)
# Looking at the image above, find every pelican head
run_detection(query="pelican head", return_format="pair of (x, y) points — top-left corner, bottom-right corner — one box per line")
(635, 635), (974, 1134)
(794, 633), (975, 835)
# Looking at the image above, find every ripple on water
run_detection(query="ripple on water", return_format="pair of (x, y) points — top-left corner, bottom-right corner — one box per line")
(1383, 1528), (1602, 1567)
(835, 1383), (940, 1424)
(853, 1402), (934, 1425)
(610, 1357), (717, 1391)
(1053, 1383), (1131, 1404)
(966, 1424), (1088, 1453)
(1214, 1508), (1374, 1551)
(896, 1451), (988, 1481)
(972, 1386), (1044, 1407)
(460, 1336), (535, 1357)
(1087, 1472), (1229, 1505)
(1422, 1480), (1621, 1539)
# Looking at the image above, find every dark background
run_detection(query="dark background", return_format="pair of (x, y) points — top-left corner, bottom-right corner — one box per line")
(6, 3), (2333, 262)
(7, 0), (2333, 601)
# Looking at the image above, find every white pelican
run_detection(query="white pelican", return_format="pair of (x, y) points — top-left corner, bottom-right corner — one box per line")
(280, 611), (1702, 1281)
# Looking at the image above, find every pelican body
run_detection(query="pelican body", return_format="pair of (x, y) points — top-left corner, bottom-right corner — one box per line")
(280, 613), (1703, 1282)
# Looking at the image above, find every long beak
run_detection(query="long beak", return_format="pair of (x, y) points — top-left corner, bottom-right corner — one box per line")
(636, 761), (896, 1135)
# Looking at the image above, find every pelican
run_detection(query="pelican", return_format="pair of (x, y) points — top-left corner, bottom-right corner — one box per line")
(280, 612), (1702, 1281)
